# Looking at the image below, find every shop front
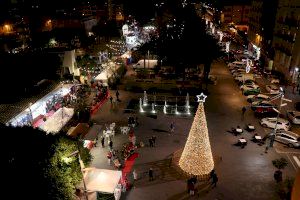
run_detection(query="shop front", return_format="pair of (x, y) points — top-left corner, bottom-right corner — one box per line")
(8, 84), (75, 128)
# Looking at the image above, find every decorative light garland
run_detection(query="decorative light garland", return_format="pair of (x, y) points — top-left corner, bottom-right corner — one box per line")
(179, 93), (214, 176)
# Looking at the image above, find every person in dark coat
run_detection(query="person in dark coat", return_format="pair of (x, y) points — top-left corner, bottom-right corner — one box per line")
(109, 140), (113, 150)
(149, 138), (153, 147)
(101, 136), (105, 148)
(149, 168), (154, 181)
(274, 170), (282, 183)
(211, 173), (218, 188)
(116, 90), (120, 101)
(151, 135), (156, 147)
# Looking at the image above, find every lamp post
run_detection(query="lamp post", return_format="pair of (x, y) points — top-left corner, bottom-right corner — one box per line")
(292, 67), (299, 83)
(268, 88), (292, 148)
(28, 102), (33, 126)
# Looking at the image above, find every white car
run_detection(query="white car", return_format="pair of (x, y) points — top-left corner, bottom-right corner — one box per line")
(286, 110), (300, 124)
(266, 85), (280, 94)
(240, 84), (260, 91)
(260, 117), (291, 131)
(274, 130), (300, 148)
(271, 78), (280, 84)
(247, 94), (271, 103)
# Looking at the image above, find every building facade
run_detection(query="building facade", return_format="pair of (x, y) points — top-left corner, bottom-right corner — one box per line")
(248, 0), (278, 70)
(222, 5), (250, 26)
(272, 0), (300, 82)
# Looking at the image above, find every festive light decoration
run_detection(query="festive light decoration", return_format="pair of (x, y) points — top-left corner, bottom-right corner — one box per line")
(179, 96), (214, 176)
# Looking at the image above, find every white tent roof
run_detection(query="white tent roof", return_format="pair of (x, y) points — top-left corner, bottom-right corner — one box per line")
(39, 107), (74, 134)
(95, 71), (108, 81)
(80, 168), (122, 194)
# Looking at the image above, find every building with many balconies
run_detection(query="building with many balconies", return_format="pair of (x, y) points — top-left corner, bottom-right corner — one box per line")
(272, 0), (300, 83)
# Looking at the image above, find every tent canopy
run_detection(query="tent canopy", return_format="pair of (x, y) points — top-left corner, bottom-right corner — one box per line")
(67, 123), (90, 138)
(80, 168), (122, 194)
(39, 107), (74, 134)
(84, 124), (102, 140)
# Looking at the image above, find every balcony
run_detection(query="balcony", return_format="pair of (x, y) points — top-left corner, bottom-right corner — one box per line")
(274, 32), (296, 43)
(274, 44), (292, 56)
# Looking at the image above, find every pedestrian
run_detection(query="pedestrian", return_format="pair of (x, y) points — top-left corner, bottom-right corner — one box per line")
(292, 82), (296, 94)
(274, 170), (283, 183)
(209, 169), (215, 180)
(107, 151), (112, 165)
(109, 140), (113, 150)
(211, 173), (218, 188)
(110, 96), (113, 104)
(149, 138), (153, 147)
(116, 90), (120, 101)
(135, 116), (139, 126)
(170, 122), (175, 134)
(149, 168), (154, 181)
(241, 106), (246, 120)
(151, 135), (156, 147)
(101, 136), (105, 148)
(133, 169), (138, 181)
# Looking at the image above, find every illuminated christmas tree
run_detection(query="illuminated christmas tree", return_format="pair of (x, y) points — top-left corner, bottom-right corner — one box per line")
(179, 93), (214, 176)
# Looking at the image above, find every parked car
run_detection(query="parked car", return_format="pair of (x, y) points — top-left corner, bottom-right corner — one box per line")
(243, 86), (260, 96)
(295, 102), (300, 111)
(274, 130), (300, 148)
(286, 110), (300, 124)
(238, 79), (256, 86)
(247, 94), (271, 103)
(251, 100), (275, 109)
(260, 117), (291, 131)
(266, 84), (280, 94)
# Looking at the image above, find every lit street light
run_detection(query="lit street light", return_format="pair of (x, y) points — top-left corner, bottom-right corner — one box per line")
(268, 88), (292, 148)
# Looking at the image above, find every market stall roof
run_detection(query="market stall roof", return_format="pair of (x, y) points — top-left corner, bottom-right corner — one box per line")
(67, 123), (90, 138)
(79, 168), (122, 194)
(39, 107), (74, 134)
(84, 124), (102, 140)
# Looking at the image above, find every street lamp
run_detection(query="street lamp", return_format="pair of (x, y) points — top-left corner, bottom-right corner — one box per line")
(268, 88), (292, 148)
(64, 147), (89, 200)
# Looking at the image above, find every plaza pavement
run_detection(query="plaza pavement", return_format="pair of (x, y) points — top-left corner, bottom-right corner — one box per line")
(88, 60), (298, 200)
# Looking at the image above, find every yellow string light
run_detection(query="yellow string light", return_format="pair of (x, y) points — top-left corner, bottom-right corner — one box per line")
(179, 102), (214, 176)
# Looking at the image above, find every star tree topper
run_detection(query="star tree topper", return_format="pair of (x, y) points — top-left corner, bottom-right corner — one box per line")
(197, 93), (207, 103)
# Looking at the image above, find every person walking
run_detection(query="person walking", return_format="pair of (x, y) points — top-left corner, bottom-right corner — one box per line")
(241, 106), (246, 120)
(149, 168), (154, 181)
(133, 169), (138, 181)
(110, 96), (113, 104)
(101, 136), (105, 148)
(109, 140), (113, 150)
(292, 82), (297, 94)
(151, 135), (156, 147)
(211, 173), (218, 188)
(170, 122), (175, 134)
(116, 90), (120, 101)
(274, 170), (283, 183)
(149, 138), (153, 147)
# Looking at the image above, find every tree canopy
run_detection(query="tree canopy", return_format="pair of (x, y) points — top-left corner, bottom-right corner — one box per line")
(4, 124), (92, 200)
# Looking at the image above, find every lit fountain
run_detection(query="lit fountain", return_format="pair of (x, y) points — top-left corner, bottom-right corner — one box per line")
(151, 103), (156, 113)
(164, 96), (167, 107)
(139, 98), (144, 113)
(185, 93), (190, 115)
(163, 105), (167, 114)
(175, 97), (179, 115)
(143, 91), (148, 106)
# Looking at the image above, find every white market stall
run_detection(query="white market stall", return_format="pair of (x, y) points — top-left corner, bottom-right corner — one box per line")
(78, 168), (122, 200)
(8, 84), (74, 127)
(39, 107), (74, 134)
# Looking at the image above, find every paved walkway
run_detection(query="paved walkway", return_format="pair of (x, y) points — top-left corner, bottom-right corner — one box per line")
(88, 61), (298, 200)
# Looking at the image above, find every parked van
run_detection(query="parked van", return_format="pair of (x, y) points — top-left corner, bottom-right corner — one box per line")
(132, 59), (158, 69)
(275, 130), (300, 148)
(287, 110), (300, 124)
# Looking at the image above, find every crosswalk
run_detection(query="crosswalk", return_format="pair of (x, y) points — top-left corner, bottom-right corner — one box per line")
(287, 154), (300, 171)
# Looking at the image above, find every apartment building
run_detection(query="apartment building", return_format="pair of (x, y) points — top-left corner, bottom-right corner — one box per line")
(248, 0), (278, 69)
(272, 0), (300, 82)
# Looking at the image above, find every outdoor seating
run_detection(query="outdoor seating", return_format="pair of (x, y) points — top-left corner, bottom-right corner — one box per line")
(246, 124), (255, 132)
(237, 138), (247, 148)
(120, 126), (130, 135)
